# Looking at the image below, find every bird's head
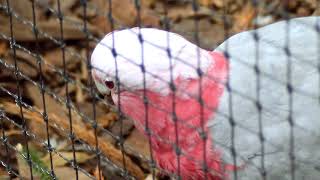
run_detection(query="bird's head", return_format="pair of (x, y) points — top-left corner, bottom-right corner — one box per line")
(91, 28), (213, 102)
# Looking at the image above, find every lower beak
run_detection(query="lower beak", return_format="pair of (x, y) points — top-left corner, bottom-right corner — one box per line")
(104, 94), (115, 105)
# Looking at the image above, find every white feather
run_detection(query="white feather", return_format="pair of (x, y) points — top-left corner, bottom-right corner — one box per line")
(91, 28), (212, 95)
(211, 16), (320, 179)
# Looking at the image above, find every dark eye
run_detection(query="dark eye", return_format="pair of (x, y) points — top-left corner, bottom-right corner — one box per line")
(105, 81), (114, 89)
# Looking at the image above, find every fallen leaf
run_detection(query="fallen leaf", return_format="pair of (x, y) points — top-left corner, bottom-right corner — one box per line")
(297, 7), (311, 17)
(0, 41), (7, 57)
(54, 167), (92, 180)
(90, 16), (111, 34)
(52, 0), (78, 14)
(145, 173), (158, 180)
(93, 165), (105, 180)
(141, 0), (157, 8)
(42, 151), (94, 167)
(91, 0), (159, 28)
(97, 112), (117, 129)
(198, 0), (224, 7)
(167, 4), (212, 22)
(0, 0), (33, 20)
(233, 2), (257, 32)
(24, 82), (87, 131)
(124, 128), (150, 162)
(172, 19), (227, 49)
(43, 46), (79, 68)
(4, 55), (38, 78)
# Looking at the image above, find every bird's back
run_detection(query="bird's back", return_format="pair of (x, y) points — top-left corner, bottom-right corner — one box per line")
(211, 16), (320, 179)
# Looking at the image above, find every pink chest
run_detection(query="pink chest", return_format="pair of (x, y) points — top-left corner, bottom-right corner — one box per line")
(115, 51), (229, 178)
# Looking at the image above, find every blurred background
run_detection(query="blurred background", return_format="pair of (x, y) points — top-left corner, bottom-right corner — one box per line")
(0, 0), (318, 179)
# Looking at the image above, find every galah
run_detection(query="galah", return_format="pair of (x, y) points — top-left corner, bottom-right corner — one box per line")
(91, 16), (320, 180)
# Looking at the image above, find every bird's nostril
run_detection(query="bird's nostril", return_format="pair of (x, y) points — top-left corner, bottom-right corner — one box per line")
(105, 81), (114, 89)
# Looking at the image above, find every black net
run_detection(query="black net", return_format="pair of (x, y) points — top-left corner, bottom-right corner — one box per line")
(0, 0), (319, 180)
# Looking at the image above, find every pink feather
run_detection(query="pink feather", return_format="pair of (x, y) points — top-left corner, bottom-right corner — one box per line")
(112, 52), (236, 179)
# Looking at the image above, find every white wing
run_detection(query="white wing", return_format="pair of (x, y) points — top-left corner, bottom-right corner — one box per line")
(210, 16), (320, 179)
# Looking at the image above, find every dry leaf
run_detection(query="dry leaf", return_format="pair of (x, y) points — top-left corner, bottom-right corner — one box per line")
(90, 16), (111, 34)
(124, 128), (150, 160)
(0, 41), (7, 57)
(97, 112), (117, 128)
(91, 0), (159, 29)
(233, 2), (256, 32)
(172, 19), (227, 49)
(42, 151), (94, 167)
(93, 165), (105, 180)
(43, 47), (78, 68)
(141, 0), (157, 8)
(54, 167), (92, 180)
(4, 55), (38, 78)
(167, 4), (212, 22)
(25, 82), (87, 131)
(0, 0), (33, 20)
(198, 0), (223, 7)
(145, 174), (158, 180)
(52, 0), (78, 14)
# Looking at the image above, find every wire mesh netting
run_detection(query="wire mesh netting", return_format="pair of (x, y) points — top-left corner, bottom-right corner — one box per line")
(0, 0), (320, 179)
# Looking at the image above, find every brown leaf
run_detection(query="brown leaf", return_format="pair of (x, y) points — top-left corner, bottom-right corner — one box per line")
(76, 102), (115, 130)
(97, 112), (117, 128)
(198, 0), (221, 7)
(76, 78), (85, 103)
(124, 128), (150, 162)
(233, 2), (257, 32)
(110, 118), (134, 138)
(52, 0), (78, 14)
(43, 46), (79, 68)
(0, 83), (19, 98)
(297, 7), (311, 17)
(42, 151), (94, 167)
(91, 0), (159, 29)
(0, 0), (33, 20)
(90, 16), (111, 34)
(167, 4), (212, 22)
(0, 41), (7, 57)
(54, 167), (92, 180)
(313, 7), (320, 16)
(4, 55), (38, 78)
(93, 165), (105, 180)
(141, 0), (157, 8)
(24, 82), (87, 131)
(172, 19), (227, 49)
(13, 49), (38, 68)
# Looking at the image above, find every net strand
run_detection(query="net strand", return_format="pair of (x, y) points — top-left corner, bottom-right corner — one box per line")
(5, 0), (34, 179)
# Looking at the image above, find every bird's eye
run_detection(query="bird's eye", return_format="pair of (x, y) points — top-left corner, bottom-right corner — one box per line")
(105, 81), (114, 89)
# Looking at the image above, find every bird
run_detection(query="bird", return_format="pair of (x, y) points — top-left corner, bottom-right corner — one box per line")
(91, 16), (320, 180)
